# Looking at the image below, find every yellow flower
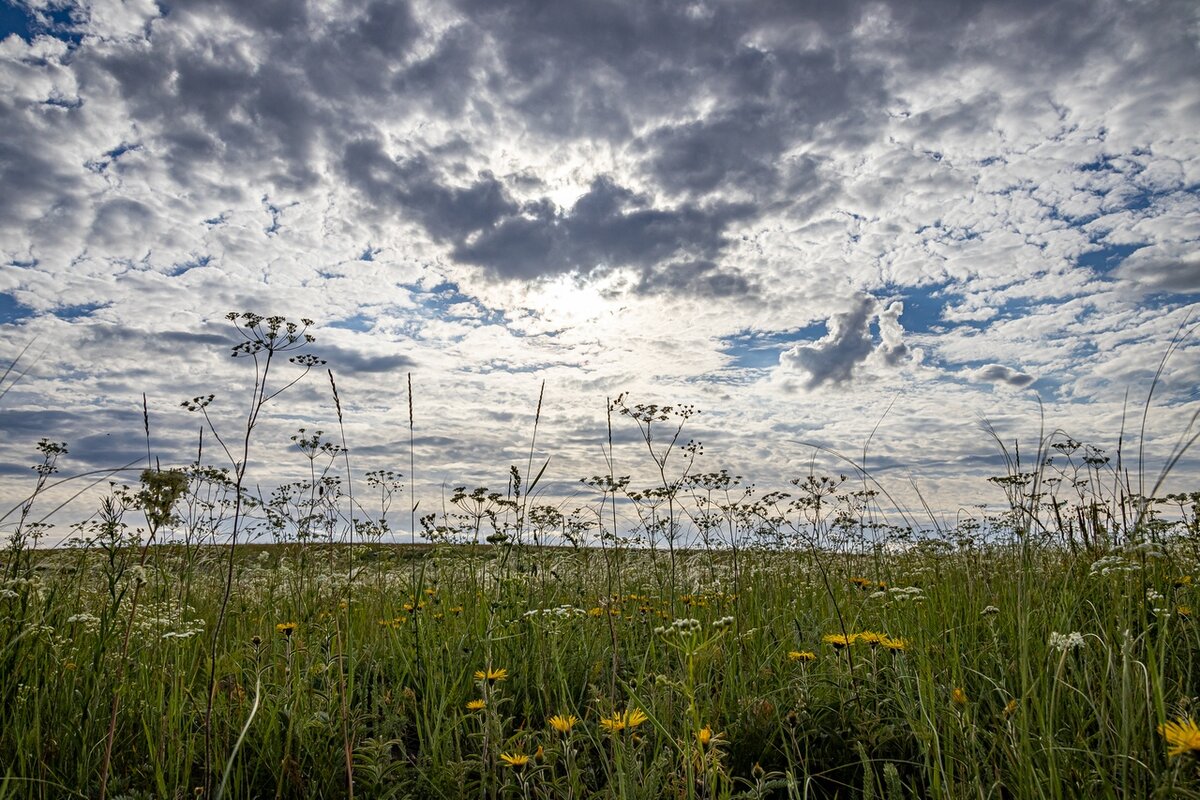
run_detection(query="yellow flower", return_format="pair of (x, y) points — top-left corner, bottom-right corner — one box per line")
(465, 699), (486, 711)
(951, 687), (968, 707)
(822, 633), (854, 649)
(474, 667), (508, 684)
(624, 707), (649, 729)
(1003, 699), (1019, 718)
(855, 631), (885, 647)
(787, 650), (816, 662)
(600, 707), (648, 734)
(548, 714), (579, 734)
(1160, 717), (1200, 757)
(697, 726), (723, 747)
(499, 752), (530, 769)
(275, 622), (298, 637)
(1178, 606), (1192, 618)
(881, 636), (908, 652)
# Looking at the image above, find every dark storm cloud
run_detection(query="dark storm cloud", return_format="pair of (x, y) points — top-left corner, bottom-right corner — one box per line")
(340, 138), (518, 241)
(453, 176), (754, 280)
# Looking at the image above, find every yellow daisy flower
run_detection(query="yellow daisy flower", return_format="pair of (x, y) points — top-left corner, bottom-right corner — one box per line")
(787, 650), (816, 662)
(548, 714), (579, 734)
(473, 667), (509, 683)
(499, 752), (530, 769)
(1160, 717), (1200, 757)
(822, 633), (854, 649)
(275, 622), (298, 637)
(465, 699), (486, 711)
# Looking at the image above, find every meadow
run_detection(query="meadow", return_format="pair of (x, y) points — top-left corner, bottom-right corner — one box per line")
(2, 313), (1200, 799)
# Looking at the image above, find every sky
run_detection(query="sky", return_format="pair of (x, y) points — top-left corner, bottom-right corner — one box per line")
(0, 0), (1198, 545)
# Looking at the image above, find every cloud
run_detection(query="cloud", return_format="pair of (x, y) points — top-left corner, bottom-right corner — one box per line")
(452, 176), (754, 281)
(776, 294), (911, 389)
(1113, 243), (1200, 293)
(966, 363), (1036, 389)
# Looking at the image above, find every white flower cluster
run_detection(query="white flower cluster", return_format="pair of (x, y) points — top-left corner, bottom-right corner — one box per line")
(0, 588), (19, 601)
(1048, 631), (1086, 651)
(712, 616), (735, 629)
(869, 586), (926, 603)
(981, 605), (1000, 616)
(1088, 555), (1138, 577)
(1146, 588), (1172, 617)
(522, 605), (585, 619)
(655, 618), (702, 636)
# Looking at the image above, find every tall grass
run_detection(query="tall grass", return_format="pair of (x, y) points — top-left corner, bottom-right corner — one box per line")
(1, 314), (1199, 799)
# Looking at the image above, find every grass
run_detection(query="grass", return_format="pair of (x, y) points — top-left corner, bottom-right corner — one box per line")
(2, 313), (1200, 799)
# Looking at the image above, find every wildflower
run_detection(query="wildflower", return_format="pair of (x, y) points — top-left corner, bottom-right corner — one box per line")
(1159, 717), (1200, 757)
(276, 622), (298, 637)
(1048, 631), (1086, 652)
(855, 631), (885, 647)
(849, 577), (873, 590)
(881, 636), (908, 652)
(787, 650), (816, 662)
(822, 633), (854, 649)
(981, 605), (1000, 616)
(474, 667), (508, 684)
(499, 752), (530, 769)
(600, 707), (648, 733)
(548, 714), (579, 734)
(1178, 606), (1193, 618)
(697, 726), (724, 747)
(713, 615), (734, 629)
(951, 687), (968, 707)
(625, 707), (649, 728)
(1175, 576), (1193, 588)
(465, 699), (486, 711)
(1003, 699), (1019, 718)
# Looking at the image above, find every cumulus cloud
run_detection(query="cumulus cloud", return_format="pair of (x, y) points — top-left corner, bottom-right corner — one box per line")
(776, 294), (911, 389)
(966, 364), (1036, 389)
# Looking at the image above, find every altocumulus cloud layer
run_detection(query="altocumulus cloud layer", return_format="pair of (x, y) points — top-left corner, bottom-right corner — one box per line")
(0, 0), (1198, 540)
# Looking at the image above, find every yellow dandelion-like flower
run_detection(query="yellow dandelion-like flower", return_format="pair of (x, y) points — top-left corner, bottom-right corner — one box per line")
(1178, 606), (1192, 618)
(849, 577), (872, 589)
(588, 607), (605, 617)
(474, 667), (508, 683)
(1159, 717), (1200, 757)
(450, 606), (464, 615)
(624, 708), (649, 728)
(881, 636), (908, 652)
(696, 726), (723, 747)
(599, 713), (625, 733)
(465, 699), (486, 711)
(499, 752), (530, 769)
(1003, 699), (1019, 718)
(951, 687), (968, 707)
(600, 707), (648, 733)
(275, 622), (298, 637)
(855, 631), (885, 647)
(1175, 575), (1193, 588)
(548, 714), (579, 734)
(822, 633), (854, 649)
(787, 650), (816, 662)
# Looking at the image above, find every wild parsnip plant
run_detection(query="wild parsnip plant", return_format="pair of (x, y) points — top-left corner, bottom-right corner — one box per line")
(2, 315), (1200, 799)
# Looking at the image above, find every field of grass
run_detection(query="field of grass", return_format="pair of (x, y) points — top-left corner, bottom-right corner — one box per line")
(3, 314), (1200, 799)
